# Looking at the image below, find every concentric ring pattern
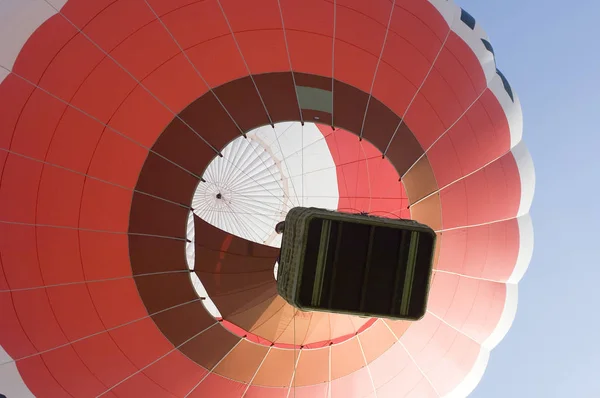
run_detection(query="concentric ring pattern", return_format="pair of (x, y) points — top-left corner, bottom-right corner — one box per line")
(0, 0), (535, 397)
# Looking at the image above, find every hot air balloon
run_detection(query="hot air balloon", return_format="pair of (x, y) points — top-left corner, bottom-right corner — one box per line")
(0, 0), (535, 397)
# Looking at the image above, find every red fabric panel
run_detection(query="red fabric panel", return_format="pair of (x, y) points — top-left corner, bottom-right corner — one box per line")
(79, 231), (131, 280)
(338, 0), (394, 25)
(61, 0), (116, 27)
(378, 376), (437, 398)
(480, 88), (513, 143)
(325, 128), (408, 214)
(412, 68), (463, 145)
(404, 33), (488, 151)
(400, 312), (481, 395)
(331, 339), (364, 379)
(37, 33), (105, 101)
(87, 131), (148, 189)
(426, 337), (482, 396)
(281, 0), (333, 37)
(143, 350), (208, 397)
(11, 89), (66, 160)
(70, 58), (137, 123)
(16, 356), (71, 398)
(0, 291), (37, 359)
(459, 93), (511, 171)
(334, 41), (377, 94)
(371, 61), (415, 118)
(12, 289), (68, 352)
(428, 272), (506, 343)
(294, 383), (329, 397)
(71, 332), (138, 387)
(440, 152), (521, 229)
(445, 32), (487, 95)
(235, 30), (290, 74)
(0, 246), (7, 291)
(80, 0), (156, 52)
(46, 283), (105, 342)
(359, 320), (397, 364)
(244, 386), (288, 398)
(79, 178), (132, 232)
(107, 85), (174, 149)
(382, 26), (430, 87)
(282, 0), (333, 76)
(427, 89), (511, 187)
(287, 31), (333, 77)
(109, 317), (173, 369)
(112, 372), (177, 398)
(396, 0), (449, 40)
(427, 119), (471, 187)
(142, 52), (209, 114)
(40, 344), (108, 397)
(434, 34), (483, 110)
(331, 366), (373, 398)
(156, 0), (229, 49)
(37, 165), (85, 227)
(335, 4), (389, 55)
(187, 372), (247, 397)
(110, 20), (181, 81)
(368, 341), (412, 389)
(401, 313), (451, 372)
(220, 0), (282, 31)
(187, 35), (248, 88)
(0, 75), (35, 148)
(87, 278), (147, 329)
(436, 219), (520, 281)
(391, 2), (444, 63)
(46, 107), (105, 173)
(12, 16), (77, 84)
(0, 224), (42, 289)
(402, 89), (446, 151)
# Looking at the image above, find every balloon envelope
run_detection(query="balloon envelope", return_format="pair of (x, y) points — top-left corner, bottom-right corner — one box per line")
(0, 0), (534, 397)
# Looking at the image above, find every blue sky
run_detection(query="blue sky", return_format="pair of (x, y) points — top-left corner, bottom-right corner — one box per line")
(457, 0), (600, 397)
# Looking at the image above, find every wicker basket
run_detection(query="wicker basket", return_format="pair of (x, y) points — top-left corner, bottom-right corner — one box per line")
(276, 207), (436, 320)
